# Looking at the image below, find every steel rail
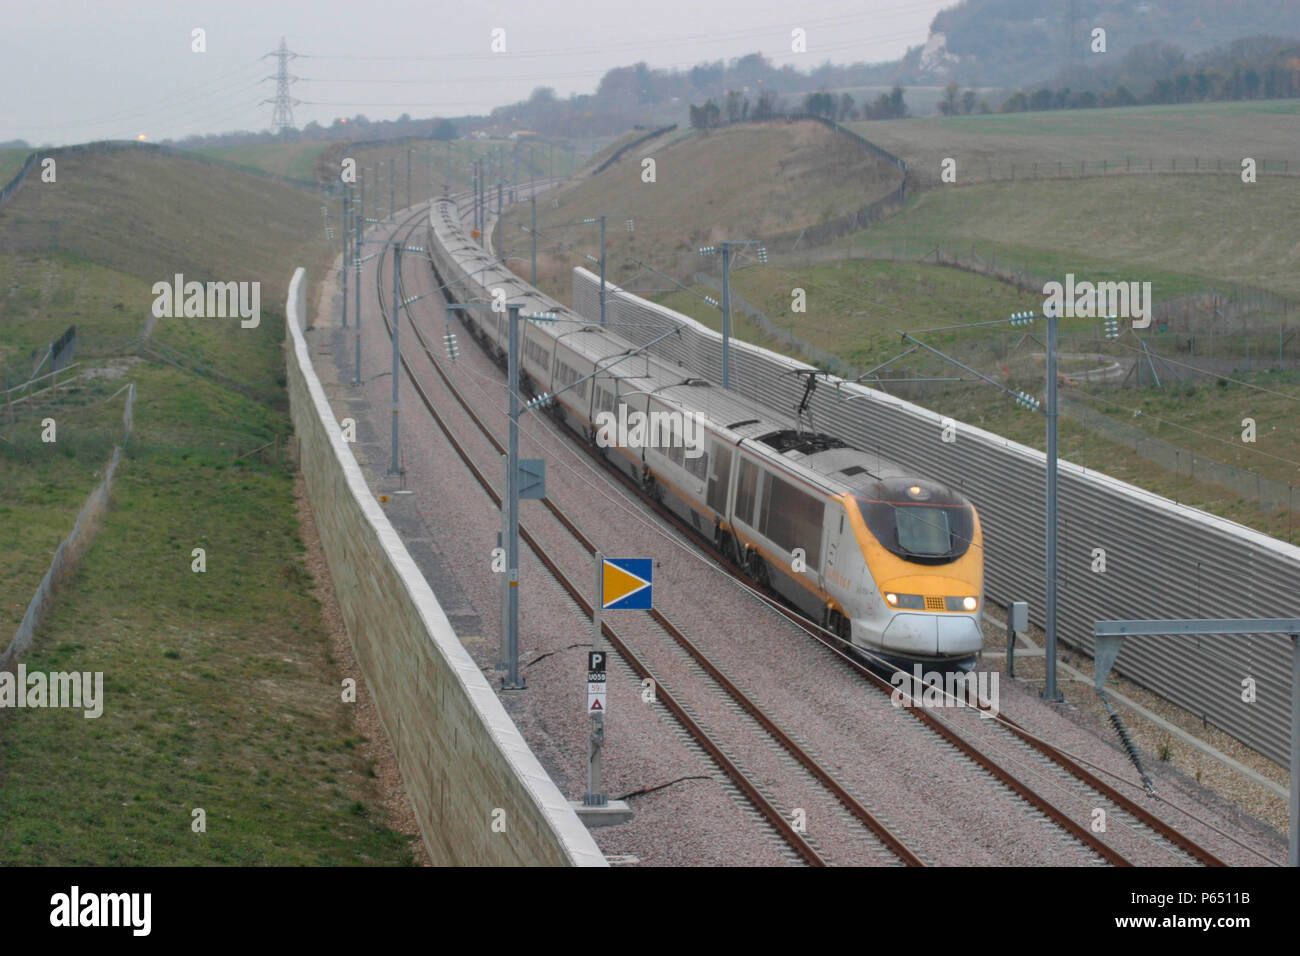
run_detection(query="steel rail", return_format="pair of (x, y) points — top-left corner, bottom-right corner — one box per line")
(421, 197), (1234, 868)
(374, 210), (828, 866)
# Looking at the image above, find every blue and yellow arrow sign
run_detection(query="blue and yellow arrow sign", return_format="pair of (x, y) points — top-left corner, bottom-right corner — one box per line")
(601, 558), (653, 610)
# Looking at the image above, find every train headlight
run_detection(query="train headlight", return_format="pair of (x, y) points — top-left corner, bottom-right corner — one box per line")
(885, 592), (925, 609)
(945, 596), (979, 612)
(885, 592), (898, 606)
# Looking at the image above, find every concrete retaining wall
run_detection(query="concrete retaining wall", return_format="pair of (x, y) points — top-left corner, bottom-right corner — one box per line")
(284, 267), (604, 866)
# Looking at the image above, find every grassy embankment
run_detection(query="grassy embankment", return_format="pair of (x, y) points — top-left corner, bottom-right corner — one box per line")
(0, 148), (434, 863)
(497, 121), (905, 305)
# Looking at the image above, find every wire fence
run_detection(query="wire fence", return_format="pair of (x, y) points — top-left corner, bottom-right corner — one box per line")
(590, 124), (677, 175)
(906, 155), (1299, 189)
(128, 426), (291, 470)
(1, 382), (134, 670)
(1060, 397), (1296, 532)
(763, 115), (909, 252)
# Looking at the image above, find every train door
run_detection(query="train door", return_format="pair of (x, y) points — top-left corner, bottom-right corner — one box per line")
(821, 499), (856, 599)
(706, 439), (732, 519)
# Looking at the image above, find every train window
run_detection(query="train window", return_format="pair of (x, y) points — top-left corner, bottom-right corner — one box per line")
(707, 445), (731, 513)
(853, 484), (974, 564)
(735, 459), (759, 527)
(525, 339), (550, 369)
(759, 476), (823, 570)
(686, 450), (708, 481)
(667, 422), (684, 466)
(895, 507), (951, 557)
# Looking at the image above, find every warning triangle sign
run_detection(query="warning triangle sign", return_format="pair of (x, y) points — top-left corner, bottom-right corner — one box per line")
(590, 699), (603, 711)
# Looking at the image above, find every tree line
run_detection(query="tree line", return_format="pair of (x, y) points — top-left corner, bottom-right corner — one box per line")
(999, 37), (1300, 113)
(688, 86), (907, 129)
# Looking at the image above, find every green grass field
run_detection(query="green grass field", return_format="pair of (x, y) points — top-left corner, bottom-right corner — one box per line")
(194, 142), (329, 182)
(850, 99), (1300, 179)
(849, 175), (1300, 301)
(655, 258), (1043, 366)
(0, 255), (151, 372)
(0, 148), (414, 864)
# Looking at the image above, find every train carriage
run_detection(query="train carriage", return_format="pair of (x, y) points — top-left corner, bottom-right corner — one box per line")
(428, 198), (985, 666)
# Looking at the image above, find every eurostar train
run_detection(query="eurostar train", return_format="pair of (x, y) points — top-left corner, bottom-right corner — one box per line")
(427, 198), (984, 665)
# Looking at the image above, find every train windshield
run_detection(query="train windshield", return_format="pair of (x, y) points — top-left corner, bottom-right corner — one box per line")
(894, 507), (951, 557)
(854, 484), (974, 564)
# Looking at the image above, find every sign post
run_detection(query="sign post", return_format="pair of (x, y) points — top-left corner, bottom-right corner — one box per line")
(586, 647), (607, 803)
(570, 550), (638, 828)
(586, 552), (608, 808)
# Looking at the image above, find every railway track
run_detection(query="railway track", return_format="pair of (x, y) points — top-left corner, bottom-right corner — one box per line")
(363, 200), (1229, 867)
(373, 207), (921, 866)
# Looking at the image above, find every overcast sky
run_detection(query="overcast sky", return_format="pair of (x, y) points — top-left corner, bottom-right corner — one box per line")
(1, 0), (955, 146)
